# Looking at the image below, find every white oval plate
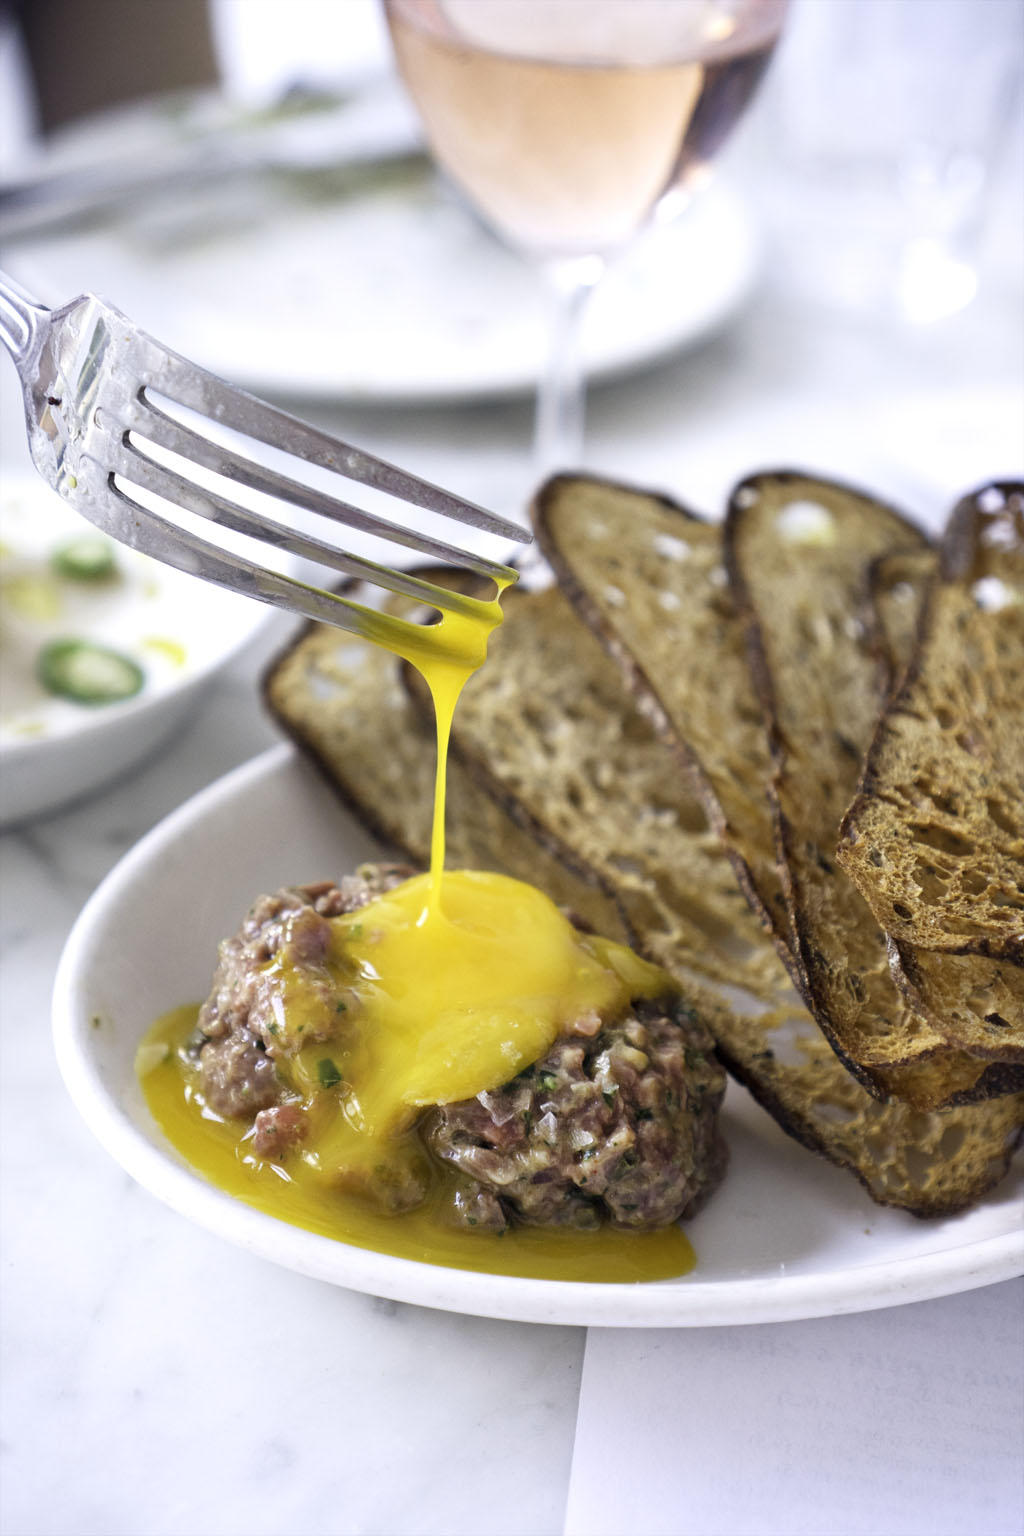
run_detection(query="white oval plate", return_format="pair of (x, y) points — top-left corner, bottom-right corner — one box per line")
(4, 95), (758, 402)
(52, 743), (1023, 1326)
(0, 475), (286, 826)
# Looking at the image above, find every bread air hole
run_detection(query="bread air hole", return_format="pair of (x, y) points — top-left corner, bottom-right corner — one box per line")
(810, 1097), (859, 1126)
(902, 1145), (939, 1184)
(959, 868), (988, 897)
(954, 729), (985, 757)
(912, 861), (951, 902)
(986, 797), (1018, 837)
(912, 823), (974, 859)
(939, 1124), (967, 1159)
(912, 779), (960, 818)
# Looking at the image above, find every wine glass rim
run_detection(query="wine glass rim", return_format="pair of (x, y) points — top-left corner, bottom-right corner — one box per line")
(382, 0), (790, 71)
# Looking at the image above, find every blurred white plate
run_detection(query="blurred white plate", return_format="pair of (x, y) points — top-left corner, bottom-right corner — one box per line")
(2, 92), (759, 402)
(0, 476), (283, 825)
(52, 743), (1023, 1327)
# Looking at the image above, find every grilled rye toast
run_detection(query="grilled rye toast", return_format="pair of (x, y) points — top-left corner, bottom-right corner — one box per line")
(420, 581), (787, 1005)
(839, 483), (1024, 969)
(723, 472), (1022, 1104)
(815, 526), (1020, 1059)
(838, 485), (1023, 1072)
(537, 473), (1009, 1111)
(531, 475), (795, 952)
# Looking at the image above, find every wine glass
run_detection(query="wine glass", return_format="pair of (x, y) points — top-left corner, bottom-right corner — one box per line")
(382, 0), (789, 476)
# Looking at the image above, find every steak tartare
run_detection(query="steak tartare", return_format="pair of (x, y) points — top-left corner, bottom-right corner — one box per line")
(190, 864), (727, 1234)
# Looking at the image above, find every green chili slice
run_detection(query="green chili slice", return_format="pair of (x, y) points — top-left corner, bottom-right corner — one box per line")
(38, 638), (144, 704)
(51, 536), (119, 582)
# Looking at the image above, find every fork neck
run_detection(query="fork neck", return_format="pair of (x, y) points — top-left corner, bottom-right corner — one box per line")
(0, 268), (49, 367)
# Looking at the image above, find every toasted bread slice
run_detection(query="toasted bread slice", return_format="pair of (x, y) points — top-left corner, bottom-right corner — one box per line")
(702, 995), (1023, 1215)
(724, 471), (1023, 1102)
(890, 945), (1022, 1064)
(530, 474), (795, 956)
(870, 583), (1023, 1059)
(839, 483), (1024, 973)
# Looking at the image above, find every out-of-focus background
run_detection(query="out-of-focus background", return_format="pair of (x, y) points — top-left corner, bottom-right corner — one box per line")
(2, 0), (1022, 512)
(1, 7), (1022, 1536)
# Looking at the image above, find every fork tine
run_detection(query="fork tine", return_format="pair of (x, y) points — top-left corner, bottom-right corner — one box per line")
(147, 350), (529, 543)
(108, 449), (509, 616)
(107, 476), (500, 636)
(128, 393), (517, 583)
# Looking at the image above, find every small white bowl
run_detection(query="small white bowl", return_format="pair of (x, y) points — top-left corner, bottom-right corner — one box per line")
(52, 744), (1024, 1326)
(0, 474), (285, 825)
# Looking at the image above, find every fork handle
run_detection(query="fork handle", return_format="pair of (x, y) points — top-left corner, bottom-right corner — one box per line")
(0, 269), (49, 367)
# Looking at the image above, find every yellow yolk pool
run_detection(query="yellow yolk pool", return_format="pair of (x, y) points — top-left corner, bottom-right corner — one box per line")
(139, 875), (696, 1281)
(142, 1024), (695, 1281)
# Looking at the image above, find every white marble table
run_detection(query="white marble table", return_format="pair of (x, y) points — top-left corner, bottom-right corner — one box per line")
(3, 122), (1023, 1534)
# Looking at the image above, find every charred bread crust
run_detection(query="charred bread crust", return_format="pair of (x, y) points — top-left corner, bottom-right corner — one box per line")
(720, 470), (1013, 1108)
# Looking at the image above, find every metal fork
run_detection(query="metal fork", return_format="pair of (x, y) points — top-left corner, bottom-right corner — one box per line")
(0, 270), (527, 642)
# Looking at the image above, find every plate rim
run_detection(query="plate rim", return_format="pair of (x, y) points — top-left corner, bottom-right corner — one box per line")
(51, 742), (1024, 1328)
(5, 141), (759, 405)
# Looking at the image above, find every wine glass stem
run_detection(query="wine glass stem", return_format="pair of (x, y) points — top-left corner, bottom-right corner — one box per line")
(533, 254), (605, 478)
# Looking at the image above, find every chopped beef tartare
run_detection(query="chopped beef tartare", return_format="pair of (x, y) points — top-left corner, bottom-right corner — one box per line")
(191, 864), (728, 1233)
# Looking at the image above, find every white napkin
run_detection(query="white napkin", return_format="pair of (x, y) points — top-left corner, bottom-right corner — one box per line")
(565, 1278), (1023, 1536)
